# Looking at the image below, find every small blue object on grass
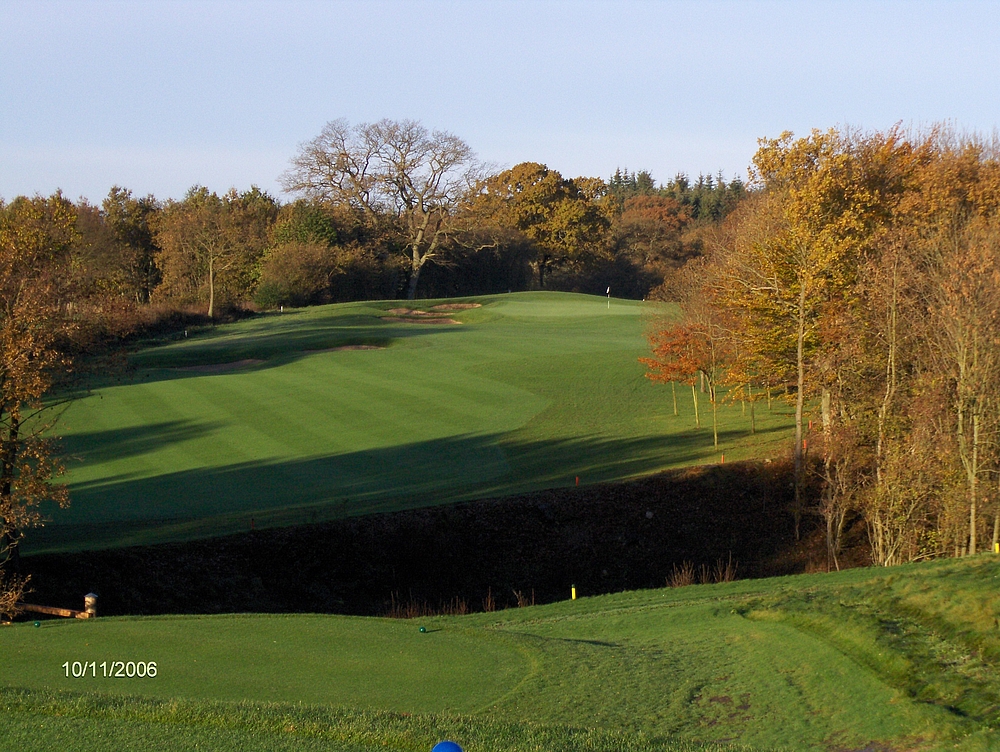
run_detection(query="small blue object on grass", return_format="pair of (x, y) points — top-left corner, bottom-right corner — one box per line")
(33, 621), (40, 628)
(431, 742), (462, 752)
(419, 626), (427, 633)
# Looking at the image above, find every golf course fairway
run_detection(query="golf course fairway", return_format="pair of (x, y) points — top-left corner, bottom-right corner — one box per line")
(38, 292), (793, 553)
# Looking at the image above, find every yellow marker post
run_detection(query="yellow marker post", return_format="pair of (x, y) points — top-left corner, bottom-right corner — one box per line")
(571, 585), (577, 600)
(994, 542), (999, 554)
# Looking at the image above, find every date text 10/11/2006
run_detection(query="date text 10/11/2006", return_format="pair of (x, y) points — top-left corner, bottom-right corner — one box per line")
(63, 661), (157, 678)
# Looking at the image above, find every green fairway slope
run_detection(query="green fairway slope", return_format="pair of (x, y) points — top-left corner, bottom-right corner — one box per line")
(38, 292), (792, 553)
(5, 556), (1000, 751)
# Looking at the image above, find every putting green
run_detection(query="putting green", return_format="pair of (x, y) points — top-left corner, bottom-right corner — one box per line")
(39, 292), (793, 552)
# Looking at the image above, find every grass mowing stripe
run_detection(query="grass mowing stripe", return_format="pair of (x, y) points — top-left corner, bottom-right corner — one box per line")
(38, 292), (792, 553)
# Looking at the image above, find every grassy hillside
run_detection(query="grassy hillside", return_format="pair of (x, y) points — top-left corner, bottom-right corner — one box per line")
(38, 292), (792, 553)
(6, 556), (1000, 751)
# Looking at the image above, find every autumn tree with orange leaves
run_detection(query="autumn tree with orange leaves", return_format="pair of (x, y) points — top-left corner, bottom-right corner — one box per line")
(0, 194), (76, 617)
(641, 324), (703, 427)
(644, 125), (1000, 568)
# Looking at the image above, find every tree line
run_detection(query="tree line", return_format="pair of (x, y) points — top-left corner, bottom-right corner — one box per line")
(21, 118), (747, 335)
(642, 125), (1000, 569)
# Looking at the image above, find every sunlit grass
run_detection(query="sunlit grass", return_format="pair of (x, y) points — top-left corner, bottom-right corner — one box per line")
(39, 292), (794, 553)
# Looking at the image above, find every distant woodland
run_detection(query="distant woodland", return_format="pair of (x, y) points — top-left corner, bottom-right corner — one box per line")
(5, 119), (745, 337)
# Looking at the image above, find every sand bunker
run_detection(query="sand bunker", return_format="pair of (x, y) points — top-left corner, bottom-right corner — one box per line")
(381, 316), (460, 325)
(384, 308), (441, 316)
(429, 303), (481, 311)
(173, 359), (265, 374)
(381, 304), (475, 322)
(307, 345), (385, 353)
(379, 304), (470, 324)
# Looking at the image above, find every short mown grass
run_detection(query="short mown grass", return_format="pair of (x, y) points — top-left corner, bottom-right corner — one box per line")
(6, 556), (1000, 751)
(38, 292), (793, 553)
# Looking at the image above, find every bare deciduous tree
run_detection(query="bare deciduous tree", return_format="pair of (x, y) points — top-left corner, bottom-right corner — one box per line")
(281, 118), (485, 299)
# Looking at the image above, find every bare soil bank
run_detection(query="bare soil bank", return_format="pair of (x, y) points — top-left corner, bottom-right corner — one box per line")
(22, 460), (864, 617)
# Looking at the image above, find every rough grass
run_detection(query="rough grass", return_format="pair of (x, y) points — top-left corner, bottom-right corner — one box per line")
(38, 292), (793, 553)
(7, 556), (1000, 750)
(2, 691), (756, 752)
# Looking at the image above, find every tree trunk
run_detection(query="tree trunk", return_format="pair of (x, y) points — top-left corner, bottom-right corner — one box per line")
(0, 530), (18, 573)
(691, 383), (700, 427)
(821, 388), (837, 568)
(749, 384), (756, 434)
(826, 496), (847, 572)
(0, 415), (21, 578)
(970, 413), (980, 555)
(710, 382), (718, 449)
(671, 381), (678, 416)
(207, 254), (215, 319)
(538, 254), (549, 289)
(793, 283), (807, 540)
(875, 265), (898, 489)
(407, 259), (424, 300)
(826, 510), (835, 572)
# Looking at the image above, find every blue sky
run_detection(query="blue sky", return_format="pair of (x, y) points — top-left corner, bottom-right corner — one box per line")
(2, 0), (997, 203)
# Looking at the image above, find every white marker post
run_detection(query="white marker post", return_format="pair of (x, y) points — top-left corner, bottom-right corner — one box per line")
(606, 286), (610, 309)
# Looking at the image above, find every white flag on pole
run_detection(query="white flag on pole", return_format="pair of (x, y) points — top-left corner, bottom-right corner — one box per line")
(606, 287), (610, 294)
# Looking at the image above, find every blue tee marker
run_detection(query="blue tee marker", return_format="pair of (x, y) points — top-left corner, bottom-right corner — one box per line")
(431, 742), (463, 752)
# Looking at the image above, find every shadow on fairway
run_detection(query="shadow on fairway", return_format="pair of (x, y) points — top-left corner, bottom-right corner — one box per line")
(493, 425), (788, 494)
(24, 456), (804, 617)
(121, 317), (467, 385)
(58, 420), (223, 466)
(31, 426), (787, 553)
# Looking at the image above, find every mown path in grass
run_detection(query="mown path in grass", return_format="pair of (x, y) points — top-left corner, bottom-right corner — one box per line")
(6, 557), (1000, 751)
(39, 292), (793, 553)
